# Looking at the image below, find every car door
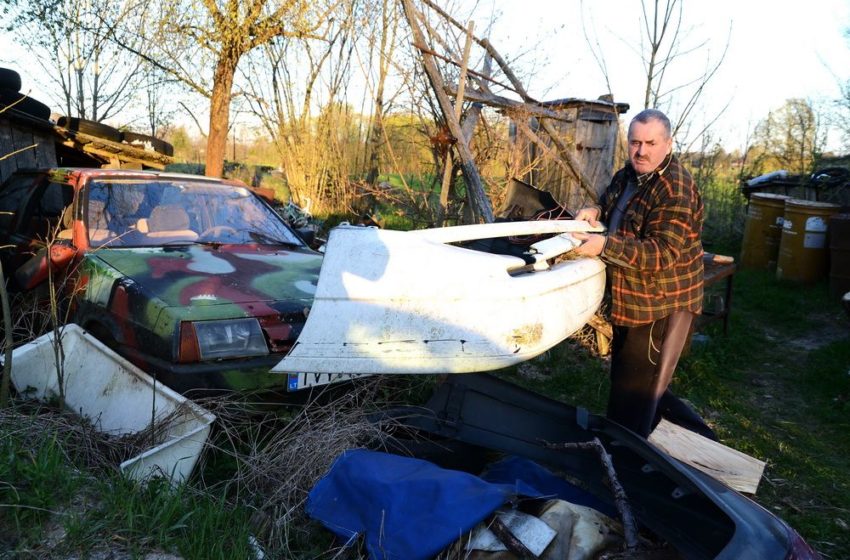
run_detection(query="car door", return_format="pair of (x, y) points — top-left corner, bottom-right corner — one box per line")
(0, 172), (76, 289)
(0, 172), (46, 275)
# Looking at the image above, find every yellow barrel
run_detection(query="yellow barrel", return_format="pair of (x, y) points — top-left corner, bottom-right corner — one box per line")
(830, 214), (850, 298)
(776, 199), (841, 283)
(739, 193), (791, 270)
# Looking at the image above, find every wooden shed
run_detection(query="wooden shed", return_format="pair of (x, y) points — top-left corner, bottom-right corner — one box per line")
(510, 96), (629, 211)
(0, 107), (57, 183)
(1, 98), (173, 184)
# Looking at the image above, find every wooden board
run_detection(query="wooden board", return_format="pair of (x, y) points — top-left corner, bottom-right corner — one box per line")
(648, 418), (766, 494)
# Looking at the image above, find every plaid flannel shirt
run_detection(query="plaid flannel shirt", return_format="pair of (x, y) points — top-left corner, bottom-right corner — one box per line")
(599, 154), (704, 326)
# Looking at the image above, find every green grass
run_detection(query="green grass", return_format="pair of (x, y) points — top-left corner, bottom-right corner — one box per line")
(0, 412), (256, 558)
(377, 172), (438, 192)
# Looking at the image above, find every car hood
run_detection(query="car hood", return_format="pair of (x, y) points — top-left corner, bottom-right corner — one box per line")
(91, 244), (322, 309)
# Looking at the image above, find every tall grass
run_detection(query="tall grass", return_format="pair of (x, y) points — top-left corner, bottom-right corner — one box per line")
(700, 173), (748, 250)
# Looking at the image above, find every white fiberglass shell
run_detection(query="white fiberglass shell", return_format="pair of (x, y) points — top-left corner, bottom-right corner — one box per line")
(10, 324), (215, 485)
(272, 221), (605, 375)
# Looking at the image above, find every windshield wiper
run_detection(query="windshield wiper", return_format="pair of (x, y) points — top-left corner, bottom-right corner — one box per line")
(247, 230), (303, 247)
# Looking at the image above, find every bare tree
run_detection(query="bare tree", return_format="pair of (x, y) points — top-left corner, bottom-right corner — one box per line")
(116, 0), (338, 178)
(6, 0), (144, 122)
(582, 0), (729, 149)
(364, 0), (401, 186)
(237, 0), (359, 211)
(750, 98), (825, 177)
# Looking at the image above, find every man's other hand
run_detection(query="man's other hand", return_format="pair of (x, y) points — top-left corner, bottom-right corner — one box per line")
(572, 232), (606, 257)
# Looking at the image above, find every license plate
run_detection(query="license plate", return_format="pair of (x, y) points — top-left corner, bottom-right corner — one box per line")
(287, 372), (374, 391)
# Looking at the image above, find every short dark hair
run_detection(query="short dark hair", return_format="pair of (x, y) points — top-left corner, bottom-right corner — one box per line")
(631, 109), (672, 139)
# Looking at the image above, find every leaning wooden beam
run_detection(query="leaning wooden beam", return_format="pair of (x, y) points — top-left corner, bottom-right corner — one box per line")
(438, 20), (474, 222)
(458, 54), (492, 217)
(402, 0), (494, 223)
(413, 41), (518, 94)
(477, 38), (599, 203)
(444, 84), (574, 122)
(421, 0), (491, 51)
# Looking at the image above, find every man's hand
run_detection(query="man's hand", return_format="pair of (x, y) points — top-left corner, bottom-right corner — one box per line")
(574, 206), (602, 227)
(572, 232), (606, 257)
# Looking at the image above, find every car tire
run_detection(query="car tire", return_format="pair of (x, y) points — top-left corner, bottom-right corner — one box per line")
(0, 67), (22, 92)
(0, 88), (51, 120)
(56, 116), (122, 142)
(122, 131), (174, 156)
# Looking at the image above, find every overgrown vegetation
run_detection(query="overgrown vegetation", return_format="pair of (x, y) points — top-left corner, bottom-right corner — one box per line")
(4, 265), (846, 558)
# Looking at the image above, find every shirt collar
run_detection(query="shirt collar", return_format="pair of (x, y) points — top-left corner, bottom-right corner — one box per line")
(633, 153), (674, 187)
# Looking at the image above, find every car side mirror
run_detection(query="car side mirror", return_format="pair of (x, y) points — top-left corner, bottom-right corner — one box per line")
(14, 244), (78, 290)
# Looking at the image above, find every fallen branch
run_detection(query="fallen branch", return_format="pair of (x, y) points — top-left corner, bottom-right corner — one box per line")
(545, 437), (639, 551)
(486, 512), (537, 559)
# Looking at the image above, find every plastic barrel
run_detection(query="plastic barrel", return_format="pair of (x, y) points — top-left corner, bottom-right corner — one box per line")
(776, 199), (841, 283)
(830, 214), (850, 298)
(739, 193), (791, 270)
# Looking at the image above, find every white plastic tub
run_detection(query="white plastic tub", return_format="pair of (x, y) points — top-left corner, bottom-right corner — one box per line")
(10, 324), (215, 485)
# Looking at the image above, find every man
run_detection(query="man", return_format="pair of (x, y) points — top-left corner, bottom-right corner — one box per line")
(573, 108), (717, 440)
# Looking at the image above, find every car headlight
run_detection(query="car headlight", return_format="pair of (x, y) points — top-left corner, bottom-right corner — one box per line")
(192, 318), (269, 360)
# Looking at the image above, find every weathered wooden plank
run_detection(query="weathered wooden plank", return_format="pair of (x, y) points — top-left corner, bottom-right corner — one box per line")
(10, 124), (37, 168)
(648, 418), (766, 494)
(0, 119), (16, 182)
(33, 130), (57, 168)
(444, 84), (575, 123)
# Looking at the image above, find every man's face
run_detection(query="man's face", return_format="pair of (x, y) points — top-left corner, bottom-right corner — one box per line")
(628, 119), (672, 175)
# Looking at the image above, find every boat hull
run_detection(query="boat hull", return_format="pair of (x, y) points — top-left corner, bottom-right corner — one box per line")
(273, 223), (606, 375)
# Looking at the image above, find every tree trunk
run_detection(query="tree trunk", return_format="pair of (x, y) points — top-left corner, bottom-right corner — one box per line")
(205, 57), (237, 178)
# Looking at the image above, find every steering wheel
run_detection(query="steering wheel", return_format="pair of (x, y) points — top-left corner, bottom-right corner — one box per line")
(200, 225), (239, 239)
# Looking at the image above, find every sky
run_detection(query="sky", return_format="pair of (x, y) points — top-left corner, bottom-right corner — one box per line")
(3, 0), (850, 153)
(477, 0), (850, 152)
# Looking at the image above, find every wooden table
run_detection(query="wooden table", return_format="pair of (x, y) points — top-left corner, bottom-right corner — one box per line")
(700, 255), (736, 335)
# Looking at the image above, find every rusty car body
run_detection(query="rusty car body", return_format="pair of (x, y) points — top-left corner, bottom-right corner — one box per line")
(0, 168), (323, 394)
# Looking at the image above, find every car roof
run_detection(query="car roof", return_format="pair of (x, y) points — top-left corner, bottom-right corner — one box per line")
(10, 167), (249, 188)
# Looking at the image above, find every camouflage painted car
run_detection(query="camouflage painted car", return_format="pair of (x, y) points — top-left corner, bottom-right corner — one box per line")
(0, 168), (330, 394)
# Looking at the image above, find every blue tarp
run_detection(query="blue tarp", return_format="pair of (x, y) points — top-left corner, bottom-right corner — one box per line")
(306, 450), (617, 560)
(306, 449), (536, 560)
(480, 455), (618, 519)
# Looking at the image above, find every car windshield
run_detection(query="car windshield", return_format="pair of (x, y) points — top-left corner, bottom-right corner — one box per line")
(85, 178), (304, 248)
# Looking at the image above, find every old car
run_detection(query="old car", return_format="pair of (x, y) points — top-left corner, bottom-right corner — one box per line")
(0, 167), (339, 394)
(369, 373), (821, 559)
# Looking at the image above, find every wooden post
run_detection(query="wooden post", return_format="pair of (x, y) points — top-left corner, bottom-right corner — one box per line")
(402, 0), (494, 223)
(438, 20), (474, 225)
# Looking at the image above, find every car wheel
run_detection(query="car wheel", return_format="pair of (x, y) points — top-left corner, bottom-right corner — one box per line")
(122, 131), (174, 156)
(0, 67), (22, 92)
(56, 116), (122, 143)
(0, 89), (51, 121)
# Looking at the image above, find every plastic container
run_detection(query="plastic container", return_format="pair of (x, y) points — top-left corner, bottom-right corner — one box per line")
(10, 324), (215, 485)
(776, 199), (841, 283)
(739, 193), (791, 270)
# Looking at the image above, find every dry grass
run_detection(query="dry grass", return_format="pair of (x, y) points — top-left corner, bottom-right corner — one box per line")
(1, 398), (202, 474)
(189, 377), (424, 557)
